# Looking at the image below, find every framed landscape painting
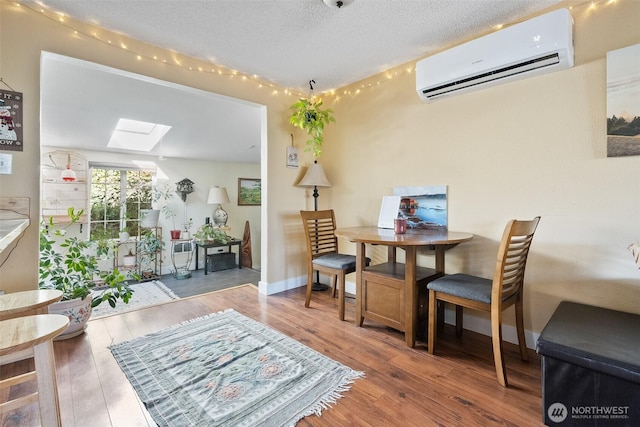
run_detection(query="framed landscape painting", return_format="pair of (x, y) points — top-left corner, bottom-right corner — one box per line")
(392, 185), (448, 230)
(606, 43), (640, 157)
(238, 178), (261, 206)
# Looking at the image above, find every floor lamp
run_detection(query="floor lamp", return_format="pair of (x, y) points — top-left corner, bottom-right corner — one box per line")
(298, 160), (332, 290)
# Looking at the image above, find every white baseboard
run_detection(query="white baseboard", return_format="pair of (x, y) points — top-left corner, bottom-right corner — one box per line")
(258, 275), (306, 295)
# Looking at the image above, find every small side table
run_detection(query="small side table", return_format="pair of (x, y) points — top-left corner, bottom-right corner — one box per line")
(171, 238), (194, 280)
(195, 239), (242, 275)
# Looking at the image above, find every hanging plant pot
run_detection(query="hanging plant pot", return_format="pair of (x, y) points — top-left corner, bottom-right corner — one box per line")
(304, 111), (317, 123)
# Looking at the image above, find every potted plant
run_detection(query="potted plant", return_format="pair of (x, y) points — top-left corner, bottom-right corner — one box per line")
(137, 229), (164, 279)
(92, 228), (117, 272)
(39, 208), (135, 339)
(140, 181), (172, 228)
(163, 204), (181, 239)
(183, 217), (193, 239)
(289, 96), (335, 159)
(194, 223), (230, 244)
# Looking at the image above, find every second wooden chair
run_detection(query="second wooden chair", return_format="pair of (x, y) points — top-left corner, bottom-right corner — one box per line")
(300, 209), (368, 321)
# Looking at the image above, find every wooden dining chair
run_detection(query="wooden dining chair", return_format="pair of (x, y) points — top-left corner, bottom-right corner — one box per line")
(300, 210), (368, 321)
(427, 216), (540, 387)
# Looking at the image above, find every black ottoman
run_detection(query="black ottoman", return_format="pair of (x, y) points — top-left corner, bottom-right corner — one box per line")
(537, 301), (640, 426)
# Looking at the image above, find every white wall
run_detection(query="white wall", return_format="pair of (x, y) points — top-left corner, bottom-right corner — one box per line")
(41, 146), (261, 272)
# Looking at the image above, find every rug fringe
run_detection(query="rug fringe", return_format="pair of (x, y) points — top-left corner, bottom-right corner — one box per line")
(299, 370), (366, 420)
(153, 280), (180, 299)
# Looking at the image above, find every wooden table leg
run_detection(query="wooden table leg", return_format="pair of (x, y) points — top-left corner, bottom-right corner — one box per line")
(435, 246), (446, 331)
(355, 242), (365, 327)
(405, 246), (417, 348)
(33, 339), (62, 427)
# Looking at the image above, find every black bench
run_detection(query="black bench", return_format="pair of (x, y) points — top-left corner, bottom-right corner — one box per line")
(537, 301), (640, 426)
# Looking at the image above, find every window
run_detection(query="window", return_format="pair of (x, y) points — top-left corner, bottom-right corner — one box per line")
(89, 167), (153, 240)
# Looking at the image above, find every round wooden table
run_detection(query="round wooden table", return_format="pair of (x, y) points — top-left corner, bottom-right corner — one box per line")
(334, 226), (473, 347)
(0, 289), (63, 321)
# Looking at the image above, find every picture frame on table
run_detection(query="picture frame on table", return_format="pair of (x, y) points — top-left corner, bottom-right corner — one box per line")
(238, 178), (261, 206)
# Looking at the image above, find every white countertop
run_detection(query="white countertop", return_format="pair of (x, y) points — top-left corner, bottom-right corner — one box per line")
(0, 212), (30, 255)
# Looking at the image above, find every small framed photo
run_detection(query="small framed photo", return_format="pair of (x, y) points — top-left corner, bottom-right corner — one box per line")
(286, 146), (299, 168)
(238, 178), (261, 206)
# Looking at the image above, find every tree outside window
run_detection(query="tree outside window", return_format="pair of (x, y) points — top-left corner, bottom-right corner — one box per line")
(90, 168), (153, 240)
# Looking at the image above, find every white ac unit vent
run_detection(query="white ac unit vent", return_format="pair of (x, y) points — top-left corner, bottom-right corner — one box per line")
(416, 8), (574, 102)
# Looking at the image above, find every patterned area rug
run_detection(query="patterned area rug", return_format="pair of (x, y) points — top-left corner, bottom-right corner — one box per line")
(110, 309), (364, 426)
(91, 280), (179, 319)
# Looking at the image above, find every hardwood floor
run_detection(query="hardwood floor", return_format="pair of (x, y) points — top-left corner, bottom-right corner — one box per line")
(0, 285), (544, 426)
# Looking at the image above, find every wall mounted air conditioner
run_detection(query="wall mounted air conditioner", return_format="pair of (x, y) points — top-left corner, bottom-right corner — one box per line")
(416, 8), (574, 103)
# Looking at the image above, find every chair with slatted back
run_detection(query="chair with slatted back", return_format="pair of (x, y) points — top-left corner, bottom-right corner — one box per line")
(427, 216), (540, 387)
(300, 209), (368, 321)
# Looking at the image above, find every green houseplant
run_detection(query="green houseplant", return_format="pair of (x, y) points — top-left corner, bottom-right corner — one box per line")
(194, 223), (230, 244)
(289, 97), (335, 159)
(39, 208), (135, 338)
(137, 229), (164, 279)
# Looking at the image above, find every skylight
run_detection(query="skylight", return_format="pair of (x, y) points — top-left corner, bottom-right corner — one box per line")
(108, 118), (171, 151)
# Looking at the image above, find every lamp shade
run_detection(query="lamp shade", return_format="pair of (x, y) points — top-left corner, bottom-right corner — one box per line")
(298, 162), (331, 188)
(207, 186), (230, 204)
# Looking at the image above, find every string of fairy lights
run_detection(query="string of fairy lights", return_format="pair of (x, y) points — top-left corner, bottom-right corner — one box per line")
(6, 0), (619, 101)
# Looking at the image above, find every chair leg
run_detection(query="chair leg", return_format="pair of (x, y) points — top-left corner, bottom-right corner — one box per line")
(332, 274), (338, 298)
(427, 290), (437, 354)
(337, 272), (346, 321)
(304, 267), (314, 308)
(491, 307), (508, 387)
(455, 305), (463, 337)
(515, 295), (529, 362)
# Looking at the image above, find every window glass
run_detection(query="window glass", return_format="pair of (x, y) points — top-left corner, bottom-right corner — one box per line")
(89, 168), (153, 240)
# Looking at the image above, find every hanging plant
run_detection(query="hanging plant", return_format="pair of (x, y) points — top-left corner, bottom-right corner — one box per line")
(289, 81), (335, 159)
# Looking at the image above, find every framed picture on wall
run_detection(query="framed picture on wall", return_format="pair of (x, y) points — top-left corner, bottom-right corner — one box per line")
(238, 178), (261, 206)
(0, 90), (23, 152)
(607, 43), (640, 157)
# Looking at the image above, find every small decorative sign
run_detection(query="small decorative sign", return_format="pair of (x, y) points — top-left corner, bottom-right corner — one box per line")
(287, 146), (299, 168)
(0, 90), (23, 152)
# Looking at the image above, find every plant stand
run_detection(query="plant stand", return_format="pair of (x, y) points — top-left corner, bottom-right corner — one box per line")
(171, 238), (194, 280)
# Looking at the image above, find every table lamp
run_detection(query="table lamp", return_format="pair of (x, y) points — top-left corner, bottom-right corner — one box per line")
(207, 186), (230, 227)
(297, 160), (331, 210)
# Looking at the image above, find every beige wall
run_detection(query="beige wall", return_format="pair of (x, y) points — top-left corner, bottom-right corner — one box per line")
(0, 1), (308, 294)
(1, 1), (639, 339)
(321, 0), (640, 336)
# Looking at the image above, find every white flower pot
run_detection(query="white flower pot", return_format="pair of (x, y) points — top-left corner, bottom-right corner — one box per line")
(123, 253), (136, 267)
(119, 231), (130, 241)
(140, 209), (160, 228)
(48, 293), (93, 340)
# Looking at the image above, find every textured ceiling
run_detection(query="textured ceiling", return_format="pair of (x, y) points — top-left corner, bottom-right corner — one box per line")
(28, 0), (560, 93)
(30, 0), (562, 162)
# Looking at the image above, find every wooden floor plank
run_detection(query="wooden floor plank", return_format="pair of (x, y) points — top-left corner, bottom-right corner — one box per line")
(1, 284), (544, 426)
